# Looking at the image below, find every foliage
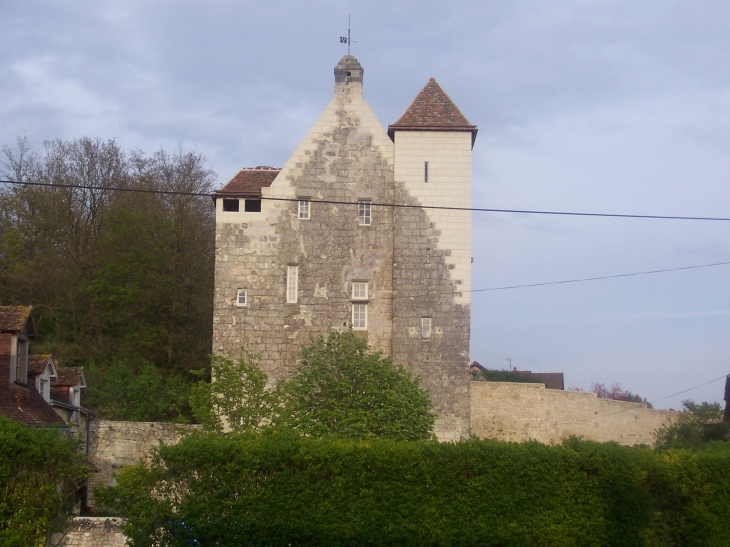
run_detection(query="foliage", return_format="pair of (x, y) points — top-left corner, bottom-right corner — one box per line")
(277, 331), (435, 441)
(471, 367), (544, 383)
(0, 137), (216, 421)
(0, 417), (90, 547)
(654, 400), (730, 450)
(591, 382), (652, 407)
(95, 433), (730, 547)
(189, 352), (275, 433)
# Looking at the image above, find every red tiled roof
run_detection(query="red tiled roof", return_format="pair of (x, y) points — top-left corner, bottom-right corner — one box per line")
(0, 305), (34, 334)
(28, 354), (53, 376)
(388, 78), (477, 145)
(52, 367), (85, 387)
(213, 167), (280, 198)
(0, 386), (66, 427)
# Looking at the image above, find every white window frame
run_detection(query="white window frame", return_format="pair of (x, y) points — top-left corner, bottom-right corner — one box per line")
(298, 200), (310, 220)
(352, 303), (368, 330)
(351, 282), (368, 300)
(421, 318), (432, 339)
(358, 201), (371, 226)
(287, 265), (298, 304)
(236, 289), (247, 307)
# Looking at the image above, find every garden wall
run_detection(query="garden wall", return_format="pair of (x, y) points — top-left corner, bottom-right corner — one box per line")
(470, 381), (678, 445)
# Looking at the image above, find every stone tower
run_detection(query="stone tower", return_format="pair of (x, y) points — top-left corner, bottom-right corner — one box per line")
(213, 56), (476, 440)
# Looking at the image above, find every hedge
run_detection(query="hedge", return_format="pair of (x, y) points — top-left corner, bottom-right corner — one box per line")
(96, 432), (730, 547)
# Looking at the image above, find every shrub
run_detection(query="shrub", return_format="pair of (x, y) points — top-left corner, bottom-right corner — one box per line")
(0, 417), (89, 547)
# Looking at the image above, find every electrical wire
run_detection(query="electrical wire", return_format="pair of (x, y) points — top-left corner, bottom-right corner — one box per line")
(2, 178), (730, 221)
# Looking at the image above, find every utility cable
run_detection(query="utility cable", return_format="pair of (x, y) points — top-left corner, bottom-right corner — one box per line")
(2, 178), (730, 221)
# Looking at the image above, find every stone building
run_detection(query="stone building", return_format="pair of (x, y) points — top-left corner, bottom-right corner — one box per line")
(213, 56), (476, 440)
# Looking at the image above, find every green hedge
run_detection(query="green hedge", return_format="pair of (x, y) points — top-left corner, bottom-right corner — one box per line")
(0, 417), (90, 547)
(97, 433), (730, 547)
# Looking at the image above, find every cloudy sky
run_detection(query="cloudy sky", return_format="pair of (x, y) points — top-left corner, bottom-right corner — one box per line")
(2, 1), (729, 408)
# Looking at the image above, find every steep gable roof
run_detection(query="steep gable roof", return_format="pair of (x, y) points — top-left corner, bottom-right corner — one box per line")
(213, 167), (281, 199)
(52, 367), (86, 388)
(0, 306), (36, 337)
(28, 354), (55, 377)
(0, 386), (66, 427)
(388, 78), (477, 146)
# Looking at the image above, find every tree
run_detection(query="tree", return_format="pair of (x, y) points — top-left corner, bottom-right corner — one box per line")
(570, 382), (652, 408)
(1, 137), (216, 422)
(278, 331), (435, 441)
(0, 417), (89, 546)
(189, 352), (275, 433)
(654, 400), (730, 449)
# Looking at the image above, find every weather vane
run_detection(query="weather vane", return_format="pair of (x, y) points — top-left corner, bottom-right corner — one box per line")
(339, 14), (357, 56)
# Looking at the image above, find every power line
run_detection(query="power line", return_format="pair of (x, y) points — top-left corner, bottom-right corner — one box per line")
(2, 178), (730, 222)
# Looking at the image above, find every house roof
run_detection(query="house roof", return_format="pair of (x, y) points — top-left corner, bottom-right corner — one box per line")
(213, 167), (280, 198)
(0, 386), (67, 427)
(27, 354), (55, 377)
(388, 78), (477, 145)
(0, 305), (36, 336)
(470, 361), (565, 390)
(52, 367), (86, 388)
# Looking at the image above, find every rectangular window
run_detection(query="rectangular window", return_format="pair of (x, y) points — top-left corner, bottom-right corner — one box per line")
(15, 338), (27, 384)
(244, 199), (262, 212)
(424, 161), (429, 183)
(421, 318), (432, 339)
(287, 265), (298, 303)
(352, 303), (368, 330)
(358, 201), (371, 226)
(222, 198), (239, 212)
(298, 200), (310, 220)
(236, 289), (247, 307)
(40, 379), (48, 401)
(352, 282), (368, 300)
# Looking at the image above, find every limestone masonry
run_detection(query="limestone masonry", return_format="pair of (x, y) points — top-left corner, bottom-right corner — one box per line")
(212, 56), (476, 440)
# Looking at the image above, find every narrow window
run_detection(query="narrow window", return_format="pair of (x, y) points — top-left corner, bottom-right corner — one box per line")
(358, 201), (371, 226)
(352, 282), (368, 300)
(352, 303), (368, 330)
(287, 265), (298, 303)
(236, 289), (247, 307)
(222, 198), (239, 212)
(40, 379), (48, 401)
(424, 161), (429, 183)
(15, 338), (27, 384)
(244, 199), (262, 212)
(298, 200), (310, 220)
(421, 318), (432, 339)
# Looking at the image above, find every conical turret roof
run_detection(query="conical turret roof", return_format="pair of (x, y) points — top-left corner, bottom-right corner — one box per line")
(388, 78), (477, 146)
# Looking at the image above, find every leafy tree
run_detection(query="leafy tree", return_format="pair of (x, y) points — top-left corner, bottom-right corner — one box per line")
(654, 400), (730, 449)
(0, 417), (89, 547)
(471, 368), (543, 383)
(278, 331), (435, 441)
(189, 352), (275, 433)
(0, 137), (216, 422)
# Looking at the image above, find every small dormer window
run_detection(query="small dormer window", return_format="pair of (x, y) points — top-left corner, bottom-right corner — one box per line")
(244, 199), (262, 212)
(223, 199), (239, 212)
(14, 336), (28, 385)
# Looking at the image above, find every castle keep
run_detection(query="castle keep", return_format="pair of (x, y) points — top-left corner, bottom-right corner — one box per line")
(213, 56), (476, 440)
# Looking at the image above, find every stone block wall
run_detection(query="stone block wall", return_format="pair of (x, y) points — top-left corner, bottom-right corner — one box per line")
(471, 381), (678, 446)
(87, 420), (196, 507)
(48, 518), (126, 547)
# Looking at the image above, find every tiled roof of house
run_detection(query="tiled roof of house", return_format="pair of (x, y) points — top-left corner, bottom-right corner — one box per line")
(52, 367), (85, 387)
(470, 361), (565, 390)
(388, 78), (477, 145)
(27, 354), (53, 376)
(0, 305), (33, 333)
(0, 387), (66, 427)
(213, 167), (281, 198)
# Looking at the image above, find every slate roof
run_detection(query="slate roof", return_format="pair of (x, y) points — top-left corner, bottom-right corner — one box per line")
(0, 305), (34, 334)
(0, 386), (66, 427)
(470, 361), (565, 390)
(27, 354), (53, 376)
(388, 78), (477, 145)
(213, 167), (280, 198)
(52, 367), (85, 388)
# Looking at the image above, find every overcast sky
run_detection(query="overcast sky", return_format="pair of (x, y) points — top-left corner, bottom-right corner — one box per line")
(2, 1), (729, 409)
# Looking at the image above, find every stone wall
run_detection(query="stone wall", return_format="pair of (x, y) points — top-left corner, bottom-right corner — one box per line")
(48, 518), (126, 547)
(471, 381), (678, 446)
(87, 420), (196, 507)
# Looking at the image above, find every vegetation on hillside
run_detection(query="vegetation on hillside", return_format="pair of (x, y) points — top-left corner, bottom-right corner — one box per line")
(0, 417), (90, 547)
(655, 399), (730, 449)
(0, 137), (216, 421)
